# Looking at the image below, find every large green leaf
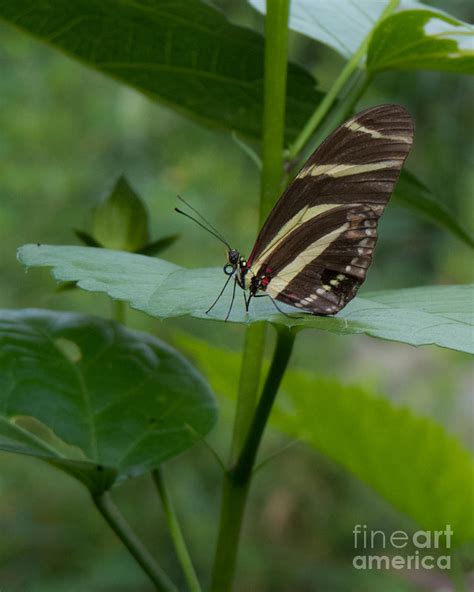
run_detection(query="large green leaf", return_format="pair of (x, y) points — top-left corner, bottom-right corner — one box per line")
(367, 9), (474, 74)
(250, 1), (473, 74)
(0, 0), (322, 144)
(178, 333), (474, 546)
(18, 244), (474, 354)
(394, 171), (474, 248)
(0, 309), (216, 494)
(249, 0), (441, 59)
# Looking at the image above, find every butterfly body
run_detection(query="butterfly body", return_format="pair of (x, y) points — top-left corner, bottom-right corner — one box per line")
(221, 104), (414, 316)
(177, 104), (414, 318)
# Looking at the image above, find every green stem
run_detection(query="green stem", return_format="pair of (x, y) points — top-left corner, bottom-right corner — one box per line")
(210, 327), (295, 591)
(229, 322), (267, 462)
(209, 474), (250, 592)
(259, 0), (292, 222)
(210, 3), (291, 587)
(291, 70), (373, 175)
(152, 468), (202, 592)
(317, 70), (373, 149)
(339, 71), (374, 122)
(288, 0), (399, 161)
(232, 326), (295, 485)
(92, 492), (178, 592)
(112, 299), (126, 324)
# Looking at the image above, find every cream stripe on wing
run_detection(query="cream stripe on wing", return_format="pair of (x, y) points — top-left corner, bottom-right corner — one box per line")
(297, 160), (403, 179)
(266, 223), (350, 297)
(345, 120), (412, 143)
(250, 202), (342, 269)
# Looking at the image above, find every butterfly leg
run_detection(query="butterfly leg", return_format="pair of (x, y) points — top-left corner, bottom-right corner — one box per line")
(251, 293), (301, 319)
(206, 272), (234, 314)
(225, 276), (238, 321)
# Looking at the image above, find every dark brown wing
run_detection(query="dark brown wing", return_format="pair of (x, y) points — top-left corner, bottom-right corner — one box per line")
(247, 104), (414, 314)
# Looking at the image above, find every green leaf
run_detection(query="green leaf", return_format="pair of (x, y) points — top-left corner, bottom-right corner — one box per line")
(74, 229), (102, 248)
(92, 176), (150, 252)
(395, 170), (474, 248)
(367, 10), (474, 74)
(0, 309), (216, 494)
(136, 234), (179, 256)
(178, 333), (474, 546)
(0, 0), (323, 144)
(249, 0), (440, 59)
(363, 284), (474, 324)
(18, 245), (474, 354)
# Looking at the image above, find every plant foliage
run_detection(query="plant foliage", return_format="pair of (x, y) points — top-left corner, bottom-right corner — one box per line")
(18, 244), (474, 354)
(0, 309), (216, 494)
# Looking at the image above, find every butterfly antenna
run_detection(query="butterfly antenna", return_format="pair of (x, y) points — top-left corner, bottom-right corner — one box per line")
(174, 207), (231, 249)
(176, 195), (230, 245)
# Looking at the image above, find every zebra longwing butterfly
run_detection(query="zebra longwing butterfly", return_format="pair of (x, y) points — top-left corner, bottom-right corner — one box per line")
(177, 104), (414, 318)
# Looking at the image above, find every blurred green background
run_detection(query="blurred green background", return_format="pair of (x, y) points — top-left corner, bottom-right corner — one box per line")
(1, 1), (473, 590)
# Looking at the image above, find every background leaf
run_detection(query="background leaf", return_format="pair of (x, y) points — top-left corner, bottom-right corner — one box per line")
(249, 0), (443, 59)
(74, 229), (102, 248)
(136, 234), (180, 256)
(18, 244), (474, 354)
(92, 175), (150, 251)
(0, 0), (323, 144)
(394, 170), (474, 248)
(367, 9), (474, 74)
(178, 333), (474, 546)
(0, 309), (217, 494)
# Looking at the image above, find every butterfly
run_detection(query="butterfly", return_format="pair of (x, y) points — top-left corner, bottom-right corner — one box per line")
(177, 104), (414, 319)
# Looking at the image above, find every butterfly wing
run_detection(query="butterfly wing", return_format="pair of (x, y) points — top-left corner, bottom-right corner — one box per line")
(247, 104), (414, 314)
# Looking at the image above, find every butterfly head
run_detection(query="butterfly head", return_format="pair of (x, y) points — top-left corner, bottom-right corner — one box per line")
(224, 248), (240, 275)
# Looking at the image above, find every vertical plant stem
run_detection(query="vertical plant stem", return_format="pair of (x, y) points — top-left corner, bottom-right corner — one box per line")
(288, 0), (399, 161)
(152, 468), (202, 592)
(210, 473), (250, 590)
(211, 328), (295, 591)
(92, 492), (178, 592)
(232, 327), (295, 485)
(259, 0), (291, 222)
(229, 322), (266, 462)
(210, 1), (291, 590)
(112, 299), (126, 324)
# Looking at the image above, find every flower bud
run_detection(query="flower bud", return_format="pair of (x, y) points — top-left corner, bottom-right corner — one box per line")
(92, 176), (149, 251)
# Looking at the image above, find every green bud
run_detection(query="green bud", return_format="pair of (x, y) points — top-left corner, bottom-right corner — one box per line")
(92, 176), (149, 251)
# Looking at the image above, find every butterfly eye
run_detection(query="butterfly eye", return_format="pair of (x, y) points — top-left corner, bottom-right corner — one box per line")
(224, 264), (235, 276)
